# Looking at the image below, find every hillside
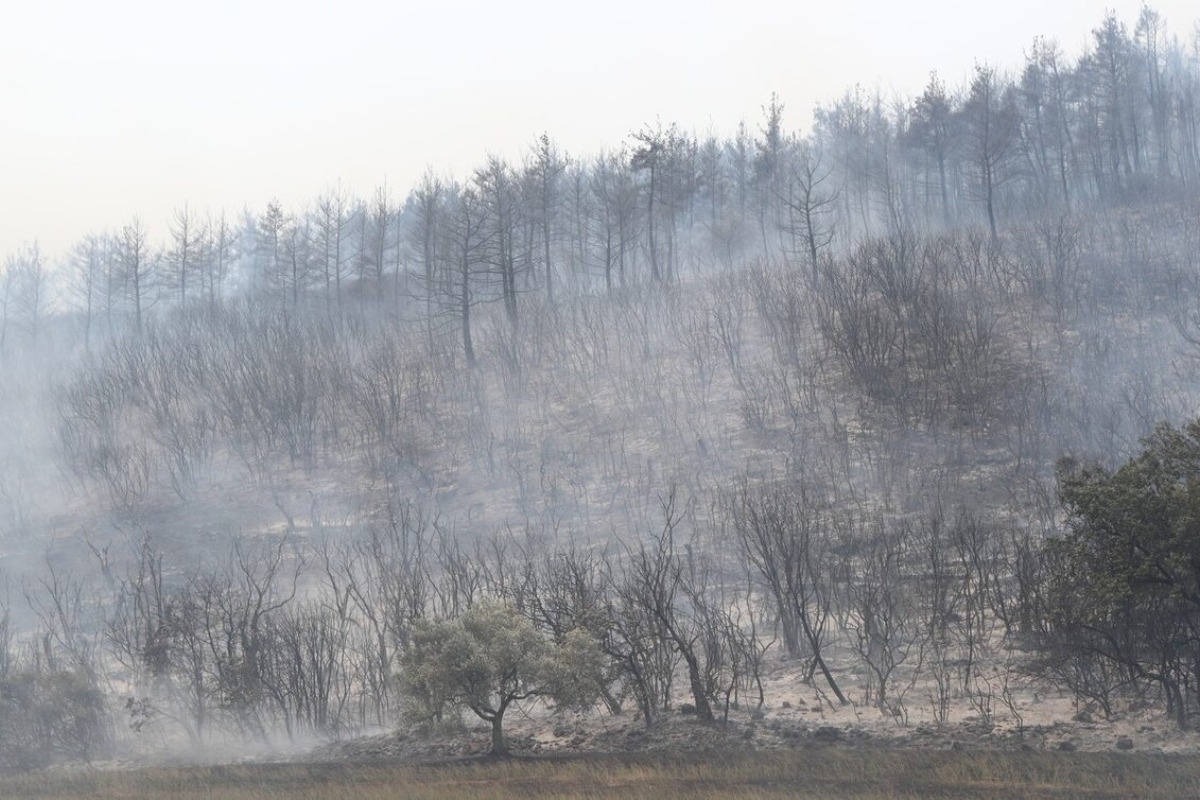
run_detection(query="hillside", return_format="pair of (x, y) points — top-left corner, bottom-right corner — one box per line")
(3, 5), (1200, 772)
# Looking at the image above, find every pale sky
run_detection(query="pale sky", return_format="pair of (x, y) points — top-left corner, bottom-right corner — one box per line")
(2, 1), (1197, 261)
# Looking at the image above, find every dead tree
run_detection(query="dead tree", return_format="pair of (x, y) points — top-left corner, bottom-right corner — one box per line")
(727, 480), (847, 704)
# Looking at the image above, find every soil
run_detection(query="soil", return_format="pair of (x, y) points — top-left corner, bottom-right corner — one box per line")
(309, 658), (1200, 766)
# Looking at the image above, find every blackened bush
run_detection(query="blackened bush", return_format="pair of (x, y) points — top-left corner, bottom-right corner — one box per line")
(0, 670), (110, 770)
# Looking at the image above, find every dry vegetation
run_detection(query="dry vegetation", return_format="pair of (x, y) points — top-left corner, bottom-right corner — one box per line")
(6, 749), (1200, 800)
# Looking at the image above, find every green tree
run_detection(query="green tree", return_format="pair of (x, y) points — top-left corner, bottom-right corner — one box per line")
(1043, 421), (1200, 726)
(400, 600), (604, 755)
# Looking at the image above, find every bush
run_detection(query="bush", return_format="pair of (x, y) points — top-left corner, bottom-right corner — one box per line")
(0, 670), (110, 770)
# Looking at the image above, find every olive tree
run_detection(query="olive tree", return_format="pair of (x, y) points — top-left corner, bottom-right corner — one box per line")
(400, 600), (604, 755)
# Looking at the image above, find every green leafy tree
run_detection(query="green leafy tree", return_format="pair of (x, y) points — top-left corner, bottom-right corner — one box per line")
(1042, 421), (1200, 726)
(400, 600), (604, 755)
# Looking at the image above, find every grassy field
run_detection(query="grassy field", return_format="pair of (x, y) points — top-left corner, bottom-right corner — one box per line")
(3, 749), (1200, 799)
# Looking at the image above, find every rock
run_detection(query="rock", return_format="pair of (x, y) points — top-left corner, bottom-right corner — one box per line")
(1115, 737), (1134, 751)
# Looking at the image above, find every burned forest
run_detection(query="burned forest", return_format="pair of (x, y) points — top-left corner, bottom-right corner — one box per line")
(3, 5), (1200, 770)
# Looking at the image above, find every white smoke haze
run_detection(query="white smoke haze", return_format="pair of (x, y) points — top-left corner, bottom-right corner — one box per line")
(0, 0), (1200, 776)
(3, 0), (1197, 260)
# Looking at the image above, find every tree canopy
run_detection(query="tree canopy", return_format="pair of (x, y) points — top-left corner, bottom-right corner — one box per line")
(400, 600), (604, 754)
(1044, 421), (1200, 725)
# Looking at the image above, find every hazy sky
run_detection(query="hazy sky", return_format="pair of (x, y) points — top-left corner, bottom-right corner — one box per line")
(2, 1), (1197, 261)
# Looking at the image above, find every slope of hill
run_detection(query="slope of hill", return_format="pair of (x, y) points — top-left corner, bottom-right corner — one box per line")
(3, 5), (1200, 772)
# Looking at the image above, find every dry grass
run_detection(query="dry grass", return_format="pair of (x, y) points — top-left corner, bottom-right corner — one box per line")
(4, 749), (1200, 799)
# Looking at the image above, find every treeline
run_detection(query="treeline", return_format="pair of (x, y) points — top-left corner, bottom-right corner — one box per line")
(2, 8), (1198, 358)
